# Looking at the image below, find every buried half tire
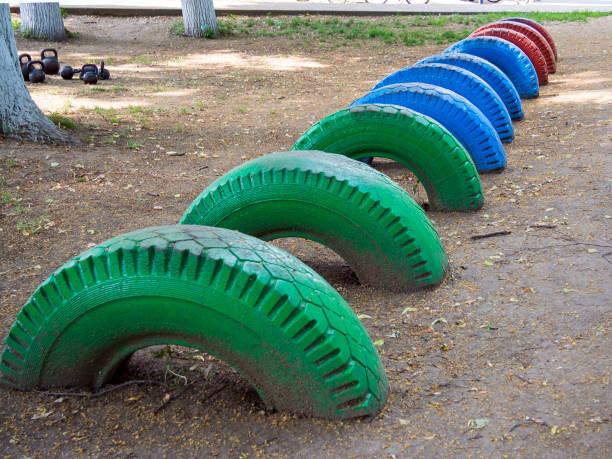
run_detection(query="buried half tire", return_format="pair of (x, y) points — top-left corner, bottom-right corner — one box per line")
(415, 53), (523, 120)
(371, 63), (513, 142)
(292, 104), (484, 211)
(0, 225), (389, 420)
(350, 83), (506, 172)
(181, 151), (449, 291)
(445, 36), (539, 99)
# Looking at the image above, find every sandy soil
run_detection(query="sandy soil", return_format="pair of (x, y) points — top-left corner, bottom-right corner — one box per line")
(1, 13), (611, 458)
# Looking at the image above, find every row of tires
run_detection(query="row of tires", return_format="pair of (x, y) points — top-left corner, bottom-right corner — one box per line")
(1, 17), (557, 421)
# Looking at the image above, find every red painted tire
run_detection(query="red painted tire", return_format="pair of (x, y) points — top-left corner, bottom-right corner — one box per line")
(501, 17), (557, 60)
(473, 21), (555, 74)
(469, 28), (548, 85)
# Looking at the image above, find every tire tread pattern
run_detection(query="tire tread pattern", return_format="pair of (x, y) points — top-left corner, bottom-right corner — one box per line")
(372, 63), (513, 142)
(1, 225), (389, 420)
(349, 83), (506, 171)
(445, 36), (539, 99)
(292, 104), (484, 210)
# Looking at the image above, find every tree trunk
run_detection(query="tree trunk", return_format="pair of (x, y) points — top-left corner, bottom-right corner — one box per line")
(19, 2), (66, 41)
(1, 4), (74, 143)
(181, 0), (219, 38)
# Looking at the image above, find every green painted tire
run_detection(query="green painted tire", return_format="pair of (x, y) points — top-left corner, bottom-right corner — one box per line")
(181, 151), (448, 291)
(0, 225), (389, 420)
(292, 104), (484, 211)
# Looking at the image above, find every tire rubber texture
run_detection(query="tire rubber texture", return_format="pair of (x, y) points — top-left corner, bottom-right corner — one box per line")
(350, 83), (506, 172)
(445, 37), (539, 99)
(181, 151), (449, 291)
(474, 21), (556, 73)
(416, 52), (523, 120)
(501, 17), (557, 60)
(292, 104), (483, 211)
(371, 63), (513, 142)
(0, 225), (389, 420)
(469, 28), (548, 85)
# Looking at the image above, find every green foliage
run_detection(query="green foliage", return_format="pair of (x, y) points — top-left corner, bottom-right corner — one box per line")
(170, 19), (185, 36)
(17, 215), (50, 235)
(47, 113), (79, 131)
(60, 7), (68, 18)
(65, 28), (79, 39)
(201, 25), (216, 38)
(215, 11), (611, 47)
(12, 18), (20, 30)
(20, 28), (37, 39)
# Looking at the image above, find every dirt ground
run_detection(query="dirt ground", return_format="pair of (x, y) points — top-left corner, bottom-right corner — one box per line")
(1, 13), (611, 458)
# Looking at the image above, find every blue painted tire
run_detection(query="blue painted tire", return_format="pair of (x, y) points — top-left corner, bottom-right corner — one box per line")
(372, 63), (513, 143)
(416, 53), (523, 120)
(444, 37), (539, 99)
(350, 83), (506, 172)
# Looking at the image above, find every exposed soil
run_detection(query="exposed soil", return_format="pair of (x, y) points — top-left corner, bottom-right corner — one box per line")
(1, 13), (611, 458)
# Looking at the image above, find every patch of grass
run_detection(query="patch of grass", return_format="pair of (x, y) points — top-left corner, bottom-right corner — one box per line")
(48, 113), (79, 130)
(175, 123), (184, 133)
(5, 158), (18, 168)
(17, 215), (49, 235)
(170, 19), (185, 36)
(127, 140), (142, 149)
(137, 55), (153, 65)
(12, 18), (20, 30)
(20, 28), (37, 39)
(1, 192), (20, 205)
(65, 28), (79, 39)
(215, 11), (611, 47)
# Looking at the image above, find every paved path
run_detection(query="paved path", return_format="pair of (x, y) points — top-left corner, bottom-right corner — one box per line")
(8, 0), (612, 16)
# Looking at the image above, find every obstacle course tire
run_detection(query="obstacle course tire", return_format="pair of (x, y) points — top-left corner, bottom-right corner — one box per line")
(469, 28), (548, 85)
(350, 83), (506, 171)
(501, 17), (557, 60)
(292, 104), (483, 211)
(473, 21), (556, 73)
(371, 63), (513, 142)
(444, 37), (539, 99)
(0, 225), (389, 420)
(181, 151), (449, 291)
(416, 53), (523, 120)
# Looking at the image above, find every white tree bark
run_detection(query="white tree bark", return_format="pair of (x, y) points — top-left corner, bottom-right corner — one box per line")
(1, 4), (73, 143)
(181, 0), (219, 38)
(20, 2), (66, 41)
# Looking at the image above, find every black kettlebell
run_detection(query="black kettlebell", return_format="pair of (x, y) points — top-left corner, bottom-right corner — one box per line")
(59, 65), (80, 80)
(80, 64), (98, 85)
(41, 48), (60, 75)
(19, 53), (32, 81)
(98, 60), (110, 80)
(27, 61), (45, 84)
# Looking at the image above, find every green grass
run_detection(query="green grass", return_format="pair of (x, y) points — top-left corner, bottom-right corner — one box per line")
(47, 113), (80, 130)
(214, 11), (611, 47)
(12, 18), (20, 30)
(170, 19), (185, 36)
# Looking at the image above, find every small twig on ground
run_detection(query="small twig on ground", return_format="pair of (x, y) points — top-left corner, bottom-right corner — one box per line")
(470, 230), (512, 240)
(515, 374), (532, 384)
(197, 165), (209, 170)
(528, 223), (557, 229)
(154, 381), (194, 414)
(33, 379), (166, 398)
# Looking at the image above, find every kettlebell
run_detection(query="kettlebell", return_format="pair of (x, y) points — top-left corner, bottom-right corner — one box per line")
(80, 64), (98, 85)
(59, 65), (80, 80)
(41, 48), (60, 75)
(19, 53), (32, 81)
(98, 60), (110, 80)
(27, 61), (46, 84)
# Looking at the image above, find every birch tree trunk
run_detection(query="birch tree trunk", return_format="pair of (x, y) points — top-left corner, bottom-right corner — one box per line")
(181, 0), (219, 38)
(20, 2), (66, 41)
(0, 4), (74, 143)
